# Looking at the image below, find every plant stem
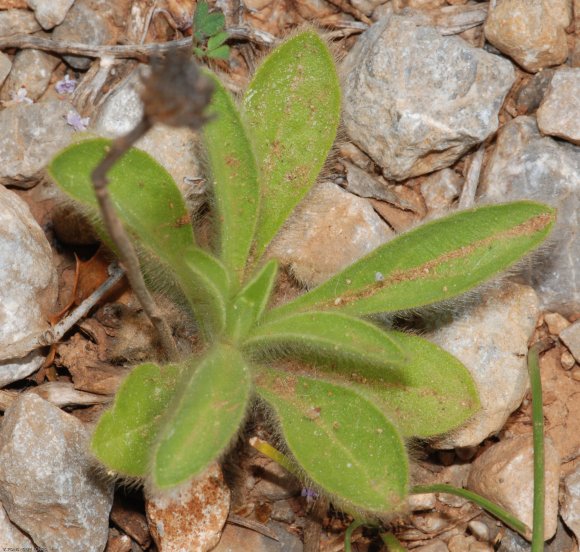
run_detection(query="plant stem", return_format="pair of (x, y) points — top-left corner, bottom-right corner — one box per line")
(91, 118), (180, 362)
(248, 437), (299, 476)
(411, 484), (531, 540)
(380, 532), (406, 551)
(344, 519), (365, 552)
(528, 345), (545, 551)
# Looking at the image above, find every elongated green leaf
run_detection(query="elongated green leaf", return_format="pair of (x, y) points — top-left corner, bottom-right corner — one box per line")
(48, 139), (195, 268)
(243, 31), (341, 260)
(203, 71), (260, 284)
(267, 202), (555, 320)
(174, 247), (230, 338)
(244, 311), (407, 371)
(256, 368), (408, 513)
(152, 345), (251, 488)
(226, 259), (278, 341)
(91, 362), (181, 477)
(303, 330), (480, 438)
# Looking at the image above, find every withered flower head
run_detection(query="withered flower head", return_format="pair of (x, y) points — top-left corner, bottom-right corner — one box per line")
(139, 50), (214, 130)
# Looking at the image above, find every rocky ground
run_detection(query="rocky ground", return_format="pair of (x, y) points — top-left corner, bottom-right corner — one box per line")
(0, 0), (579, 550)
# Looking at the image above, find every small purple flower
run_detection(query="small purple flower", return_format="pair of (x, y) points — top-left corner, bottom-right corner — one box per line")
(66, 110), (90, 132)
(12, 87), (33, 105)
(301, 488), (318, 503)
(55, 74), (77, 95)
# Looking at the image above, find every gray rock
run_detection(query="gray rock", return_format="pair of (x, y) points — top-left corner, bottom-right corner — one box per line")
(0, 100), (76, 187)
(467, 435), (561, 541)
(0, 186), (57, 385)
(214, 521), (303, 552)
(52, 0), (118, 70)
(94, 69), (207, 214)
(561, 465), (580, 543)
(0, 52), (11, 89)
(537, 68), (580, 145)
(430, 283), (539, 448)
(0, 10), (41, 38)
(146, 463), (230, 552)
(342, 14), (515, 181)
(484, 0), (568, 73)
(0, 394), (113, 551)
(27, 0), (75, 29)
(267, 181), (394, 287)
(0, 502), (35, 548)
(559, 320), (580, 363)
(419, 168), (463, 214)
(343, 161), (412, 209)
(0, 46), (60, 102)
(515, 68), (555, 115)
(479, 116), (580, 314)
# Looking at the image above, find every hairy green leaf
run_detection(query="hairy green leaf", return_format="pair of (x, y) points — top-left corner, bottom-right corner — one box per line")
(267, 202), (555, 319)
(152, 344), (251, 488)
(301, 330), (480, 437)
(174, 247), (230, 338)
(91, 362), (181, 477)
(244, 311), (407, 371)
(243, 30), (341, 260)
(203, 71), (260, 284)
(256, 368), (408, 513)
(226, 259), (278, 341)
(48, 139), (195, 267)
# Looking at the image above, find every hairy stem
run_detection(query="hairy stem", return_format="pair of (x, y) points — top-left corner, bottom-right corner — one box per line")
(91, 118), (180, 361)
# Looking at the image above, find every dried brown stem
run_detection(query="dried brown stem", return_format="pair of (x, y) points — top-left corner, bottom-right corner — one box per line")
(0, 27), (277, 60)
(91, 118), (180, 362)
(324, 0), (373, 25)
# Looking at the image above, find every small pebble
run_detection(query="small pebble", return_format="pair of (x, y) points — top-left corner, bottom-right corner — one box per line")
(571, 367), (580, 381)
(468, 519), (490, 542)
(407, 493), (437, 511)
(561, 350), (576, 370)
(544, 312), (570, 335)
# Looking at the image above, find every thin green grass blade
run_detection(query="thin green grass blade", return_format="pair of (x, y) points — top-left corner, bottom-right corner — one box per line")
(256, 367), (408, 513)
(242, 30), (341, 260)
(90, 362), (181, 477)
(528, 345), (545, 550)
(152, 345), (251, 488)
(412, 484), (531, 539)
(267, 202), (555, 320)
(48, 139), (195, 267)
(203, 70), (260, 284)
(243, 311), (407, 371)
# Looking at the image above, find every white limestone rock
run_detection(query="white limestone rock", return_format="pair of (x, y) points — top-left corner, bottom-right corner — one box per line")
(342, 14), (515, 181)
(0, 186), (57, 386)
(430, 283), (539, 448)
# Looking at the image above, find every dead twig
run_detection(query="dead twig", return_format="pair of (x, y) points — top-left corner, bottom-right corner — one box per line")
(323, 0), (373, 25)
(89, 52), (214, 362)
(0, 27), (277, 61)
(89, 120), (183, 361)
(226, 514), (280, 541)
(0, 263), (125, 362)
